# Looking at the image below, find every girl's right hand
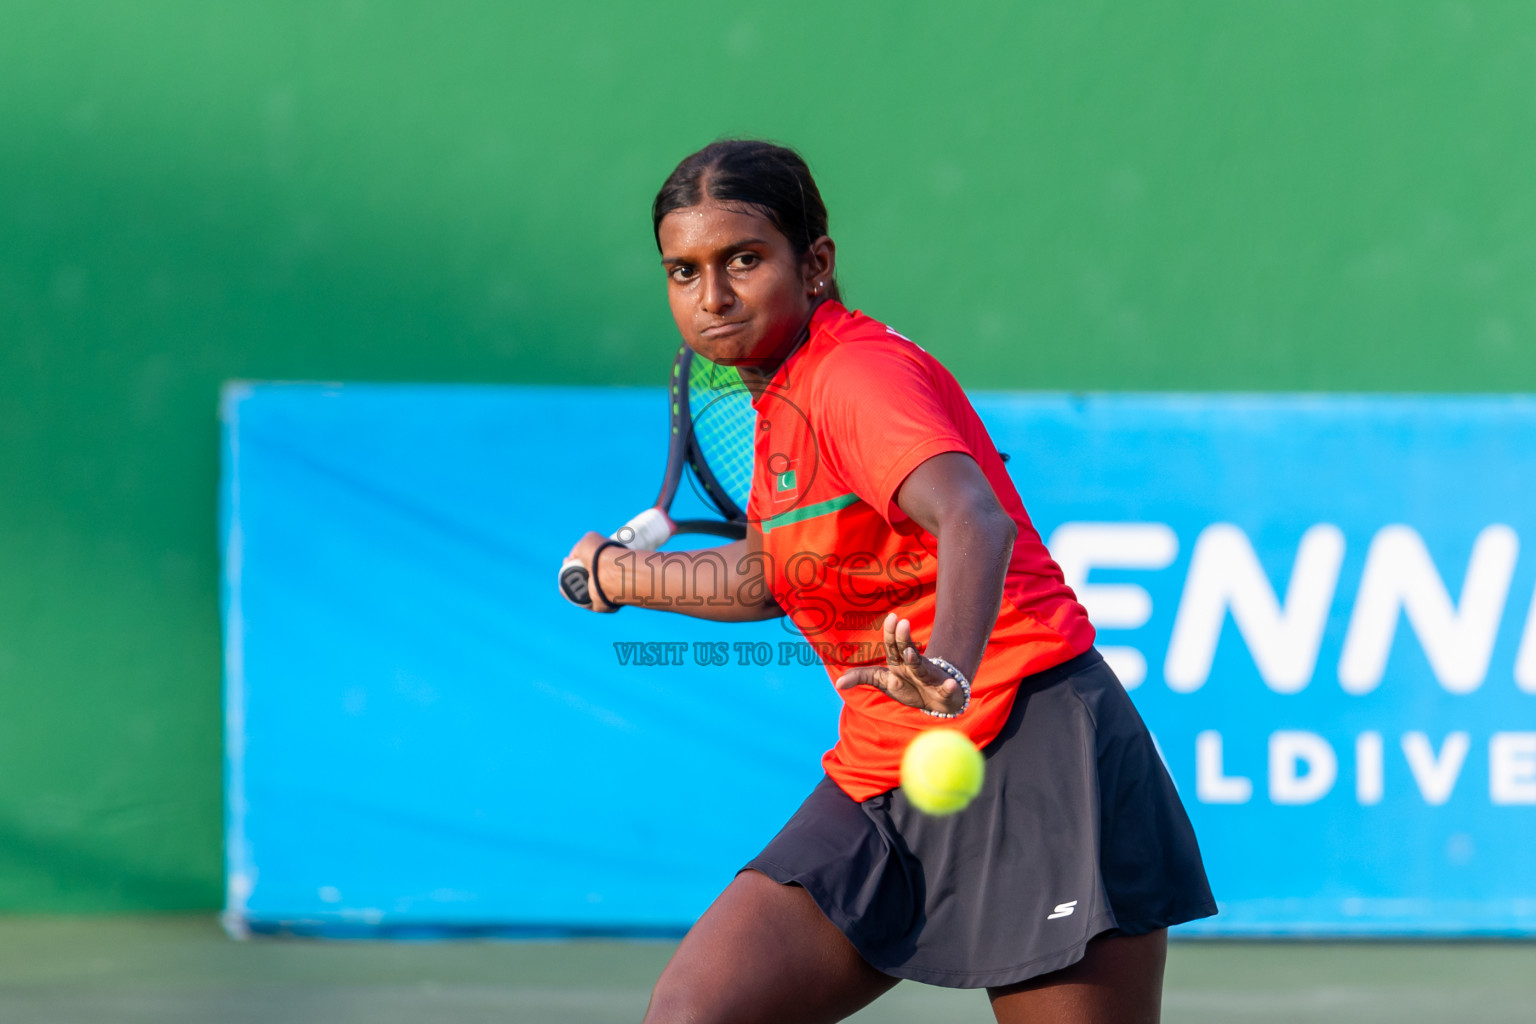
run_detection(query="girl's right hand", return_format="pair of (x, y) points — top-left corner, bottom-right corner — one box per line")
(834, 613), (967, 715)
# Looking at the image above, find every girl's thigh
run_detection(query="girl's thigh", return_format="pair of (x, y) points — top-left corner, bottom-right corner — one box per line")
(987, 929), (1168, 1024)
(643, 868), (898, 1024)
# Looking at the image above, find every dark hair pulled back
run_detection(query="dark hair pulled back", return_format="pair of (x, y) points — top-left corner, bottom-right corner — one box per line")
(652, 139), (840, 301)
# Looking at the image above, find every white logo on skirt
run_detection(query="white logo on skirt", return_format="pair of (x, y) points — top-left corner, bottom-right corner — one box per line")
(1048, 901), (1078, 920)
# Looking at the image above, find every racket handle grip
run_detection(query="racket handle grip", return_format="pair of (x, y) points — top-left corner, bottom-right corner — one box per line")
(557, 508), (676, 608)
(558, 556), (594, 607)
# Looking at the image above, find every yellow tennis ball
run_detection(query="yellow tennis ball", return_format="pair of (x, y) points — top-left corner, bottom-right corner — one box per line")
(900, 728), (985, 815)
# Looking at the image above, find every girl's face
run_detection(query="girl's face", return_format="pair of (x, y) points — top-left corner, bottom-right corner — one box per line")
(657, 201), (834, 373)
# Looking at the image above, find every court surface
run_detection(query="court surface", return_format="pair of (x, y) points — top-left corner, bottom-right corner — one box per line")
(2, 917), (1533, 1023)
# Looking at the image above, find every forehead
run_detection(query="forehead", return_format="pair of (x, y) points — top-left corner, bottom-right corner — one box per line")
(657, 201), (787, 257)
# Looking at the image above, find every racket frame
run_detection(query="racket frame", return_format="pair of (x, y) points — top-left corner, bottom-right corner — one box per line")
(557, 344), (750, 607)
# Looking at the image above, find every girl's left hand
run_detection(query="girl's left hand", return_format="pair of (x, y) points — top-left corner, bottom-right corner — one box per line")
(564, 531), (621, 613)
(835, 612), (966, 715)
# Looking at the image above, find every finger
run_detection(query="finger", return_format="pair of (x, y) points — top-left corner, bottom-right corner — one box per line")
(880, 666), (953, 713)
(881, 611), (901, 664)
(892, 660), (949, 693)
(565, 530), (605, 563)
(921, 674), (960, 712)
(894, 618), (921, 665)
(588, 581), (616, 614)
(836, 667), (887, 692)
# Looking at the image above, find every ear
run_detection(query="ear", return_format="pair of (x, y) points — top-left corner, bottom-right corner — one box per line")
(803, 235), (837, 297)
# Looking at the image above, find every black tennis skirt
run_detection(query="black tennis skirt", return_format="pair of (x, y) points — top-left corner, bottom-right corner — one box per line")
(744, 648), (1217, 989)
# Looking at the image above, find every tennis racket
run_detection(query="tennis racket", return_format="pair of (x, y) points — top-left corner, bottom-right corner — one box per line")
(558, 344), (756, 607)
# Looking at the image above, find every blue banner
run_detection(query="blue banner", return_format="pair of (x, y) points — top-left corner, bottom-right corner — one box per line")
(222, 386), (1536, 936)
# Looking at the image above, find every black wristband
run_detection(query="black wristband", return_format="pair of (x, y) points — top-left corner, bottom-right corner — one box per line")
(589, 540), (629, 610)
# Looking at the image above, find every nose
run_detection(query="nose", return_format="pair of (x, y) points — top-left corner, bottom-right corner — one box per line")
(700, 266), (736, 315)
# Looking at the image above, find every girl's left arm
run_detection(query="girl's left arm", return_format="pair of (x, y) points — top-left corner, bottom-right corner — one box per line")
(836, 450), (1016, 714)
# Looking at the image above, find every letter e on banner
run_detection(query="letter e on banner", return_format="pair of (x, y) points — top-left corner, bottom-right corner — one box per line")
(1048, 523), (1177, 689)
(1490, 733), (1536, 804)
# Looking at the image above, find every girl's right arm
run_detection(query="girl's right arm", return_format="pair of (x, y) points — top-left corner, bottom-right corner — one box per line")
(564, 532), (783, 622)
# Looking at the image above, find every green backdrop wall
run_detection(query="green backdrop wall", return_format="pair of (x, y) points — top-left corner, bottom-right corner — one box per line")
(1, 1), (1533, 910)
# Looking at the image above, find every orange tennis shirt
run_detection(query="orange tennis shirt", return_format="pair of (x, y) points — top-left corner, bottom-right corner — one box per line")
(745, 300), (1096, 801)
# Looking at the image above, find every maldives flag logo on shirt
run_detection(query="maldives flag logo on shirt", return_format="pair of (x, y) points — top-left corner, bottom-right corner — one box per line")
(768, 454), (802, 506)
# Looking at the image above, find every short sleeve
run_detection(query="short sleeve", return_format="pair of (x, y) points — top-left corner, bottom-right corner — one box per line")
(816, 341), (976, 526)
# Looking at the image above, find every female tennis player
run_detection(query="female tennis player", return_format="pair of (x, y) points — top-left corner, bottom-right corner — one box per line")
(563, 140), (1215, 1023)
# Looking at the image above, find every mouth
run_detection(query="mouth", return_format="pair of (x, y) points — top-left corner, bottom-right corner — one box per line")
(699, 320), (749, 339)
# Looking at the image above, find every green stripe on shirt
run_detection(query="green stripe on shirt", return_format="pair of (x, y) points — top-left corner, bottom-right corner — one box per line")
(760, 493), (861, 534)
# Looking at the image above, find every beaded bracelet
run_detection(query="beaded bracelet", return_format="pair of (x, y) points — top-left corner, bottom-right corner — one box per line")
(920, 656), (972, 718)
